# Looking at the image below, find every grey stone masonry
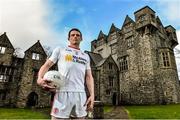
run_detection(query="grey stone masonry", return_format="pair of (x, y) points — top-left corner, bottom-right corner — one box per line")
(0, 33), (53, 108)
(91, 6), (180, 105)
(16, 41), (51, 108)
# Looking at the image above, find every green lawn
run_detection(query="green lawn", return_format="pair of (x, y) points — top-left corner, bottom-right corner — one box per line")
(125, 104), (180, 119)
(1, 104), (180, 119)
(104, 105), (113, 113)
(0, 108), (50, 119)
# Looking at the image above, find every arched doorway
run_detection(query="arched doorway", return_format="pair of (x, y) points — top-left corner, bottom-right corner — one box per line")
(26, 92), (38, 107)
(112, 92), (117, 105)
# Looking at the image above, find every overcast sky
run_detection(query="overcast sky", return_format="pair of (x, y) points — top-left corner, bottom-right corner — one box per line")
(0, 0), (180, 76)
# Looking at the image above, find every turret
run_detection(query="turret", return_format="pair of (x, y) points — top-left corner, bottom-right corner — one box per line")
(91, 39), (97, 51)
(165, 25), (178, 48)
(134, 6), (157, 30)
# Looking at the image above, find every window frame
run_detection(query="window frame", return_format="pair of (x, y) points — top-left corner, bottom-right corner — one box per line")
(32, 53), (40, 60)
(162, 52), (170, 67)
(0, 46), (6, 54)
(119, 56), (128, 72)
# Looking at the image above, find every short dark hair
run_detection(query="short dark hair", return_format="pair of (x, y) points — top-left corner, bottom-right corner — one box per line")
(68, 28), (82, 39)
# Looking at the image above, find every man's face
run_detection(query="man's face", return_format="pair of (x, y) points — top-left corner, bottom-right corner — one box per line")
(68, 30), (82, 45)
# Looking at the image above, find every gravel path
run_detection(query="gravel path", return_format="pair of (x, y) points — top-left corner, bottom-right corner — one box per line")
(104, 106), (129, 119)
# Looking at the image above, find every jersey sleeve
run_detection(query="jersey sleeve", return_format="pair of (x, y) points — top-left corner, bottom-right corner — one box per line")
(86, 54), (91, 70)
(49, 47), (61, 64)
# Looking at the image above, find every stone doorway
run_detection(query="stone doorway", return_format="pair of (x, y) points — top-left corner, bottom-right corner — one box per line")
(26, 92), (38, 107)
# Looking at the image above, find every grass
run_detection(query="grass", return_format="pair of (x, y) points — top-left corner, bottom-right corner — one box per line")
(104, 105), (113, 113)
(125, 104), (180, 119)
(0, 108), (50, 119)
(2, 104), (180, 119)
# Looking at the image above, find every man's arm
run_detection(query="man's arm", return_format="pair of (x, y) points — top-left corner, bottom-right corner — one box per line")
(37, 59), (55, 88)
(85, 69), (94, 111)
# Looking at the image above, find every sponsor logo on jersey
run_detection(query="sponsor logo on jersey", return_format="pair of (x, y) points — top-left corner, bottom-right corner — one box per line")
(65, 54), (87, 65)
(65, 54), (73, 61)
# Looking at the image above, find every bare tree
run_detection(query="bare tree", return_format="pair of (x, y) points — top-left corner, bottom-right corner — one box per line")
(43, 45), (52, 58)
(13, 47), (23, 57)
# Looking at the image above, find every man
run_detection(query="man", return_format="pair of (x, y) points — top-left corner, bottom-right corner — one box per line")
(37, 28), (94, 119)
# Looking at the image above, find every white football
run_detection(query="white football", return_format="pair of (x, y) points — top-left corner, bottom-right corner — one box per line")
(43, 70), (65, 89)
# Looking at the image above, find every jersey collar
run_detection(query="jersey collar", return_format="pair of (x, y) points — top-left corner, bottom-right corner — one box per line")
(68, 45), (80, 50)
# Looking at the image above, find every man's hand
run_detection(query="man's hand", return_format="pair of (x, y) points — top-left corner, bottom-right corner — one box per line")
(84, 95), (94, 112)
(37, 59), (55, 91)
(37, 78), (56, 92)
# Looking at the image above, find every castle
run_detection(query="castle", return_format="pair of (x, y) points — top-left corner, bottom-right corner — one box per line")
(0, 6), (180, 108)
(88, 6), (180, 105)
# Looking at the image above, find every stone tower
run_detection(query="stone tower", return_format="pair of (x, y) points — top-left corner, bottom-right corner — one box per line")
(118, 6), (180, 104)
(16, 40), (52, 107)
(91, 6), (180, 104)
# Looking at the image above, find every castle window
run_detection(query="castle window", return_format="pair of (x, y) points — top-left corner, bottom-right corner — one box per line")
(162, 52), (170, 67)
(138, 14), (147, 22)
(106, 89), (111, 95)
(0, 66), (6, 74)
(110, 43), (117, 54)
(0, 46), (6, 54)
(110, 32), (117, 40)
(32, 53), (40, 60)
(127, 36), (134, 48)
(108, 63), (113, 69)
(0, 75), (7, 82)
(109, 76), (114, 87)
(119, 56), (128, 71)
(0, 75), (3, 80)
(6, 68), (12, 75)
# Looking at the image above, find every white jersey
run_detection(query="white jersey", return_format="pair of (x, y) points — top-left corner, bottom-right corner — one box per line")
(49, 46), (91, 92)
